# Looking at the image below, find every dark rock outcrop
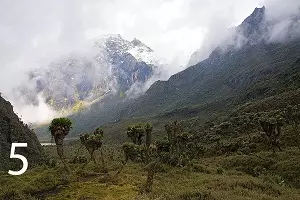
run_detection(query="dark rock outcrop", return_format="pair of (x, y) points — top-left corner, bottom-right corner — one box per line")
(0, 95), (43, 171)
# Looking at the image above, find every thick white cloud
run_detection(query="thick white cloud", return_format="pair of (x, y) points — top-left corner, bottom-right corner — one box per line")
(264, 0), (300, 20)
(1, 0), (299, 122)
(0, 0), (261, 74)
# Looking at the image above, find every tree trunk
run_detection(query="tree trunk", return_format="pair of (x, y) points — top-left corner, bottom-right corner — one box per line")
(90, 150), (96, 164)
(100, 148), (105, 167)
(145, 167), (155, 193)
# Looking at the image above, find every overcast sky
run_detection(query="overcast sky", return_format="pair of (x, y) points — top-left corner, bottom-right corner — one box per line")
(0, 0), (263, 92)
(1, 0), (300, 122)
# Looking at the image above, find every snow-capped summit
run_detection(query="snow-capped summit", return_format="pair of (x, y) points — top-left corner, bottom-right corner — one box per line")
(131, 38), (152, 50)
(15, 34), (166, 111)
(94, 34), (163, 66)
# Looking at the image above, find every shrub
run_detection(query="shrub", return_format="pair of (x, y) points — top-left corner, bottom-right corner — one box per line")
(126, 124), (145, 145)
(155, 140), (170, 153)
(270, 158), (300, 187)
(222, 155), (276, 177)
(191, 164), (212, 174)
(122, 142), (145, 162)
(79, 128), (104, 163)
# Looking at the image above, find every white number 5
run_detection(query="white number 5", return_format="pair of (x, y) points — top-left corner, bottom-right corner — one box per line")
(8, 143), (28, 176)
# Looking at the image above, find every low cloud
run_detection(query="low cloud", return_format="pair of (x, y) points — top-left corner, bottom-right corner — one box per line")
(189, 0), (300, 66)
(13, 94), (57, 124)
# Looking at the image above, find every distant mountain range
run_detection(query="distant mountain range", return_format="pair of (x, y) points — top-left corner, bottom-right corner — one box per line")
(15, 34), (165, 112)
(34, 7), (300, 141)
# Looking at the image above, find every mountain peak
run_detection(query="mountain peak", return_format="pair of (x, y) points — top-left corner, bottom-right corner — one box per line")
(241, 6), (265, 26)
(131, 38), (153, 52)
(97, 34), (122, 40)
(187, 7), (268, 67)
(131, 38), (143, 46)
(95, 34), (127, 50)
(255, 6), (265, 12)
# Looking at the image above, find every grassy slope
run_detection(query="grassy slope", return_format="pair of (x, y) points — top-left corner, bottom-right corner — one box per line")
(1, 143), (300, 200)
(3, 107), (300, 199)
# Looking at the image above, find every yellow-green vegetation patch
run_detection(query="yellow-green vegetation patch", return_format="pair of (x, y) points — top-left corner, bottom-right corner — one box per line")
(151, 168), (300, 200)
(72, 100), (86, 112)
(47, 181), (138, 200)
(0, 167), (72, 199)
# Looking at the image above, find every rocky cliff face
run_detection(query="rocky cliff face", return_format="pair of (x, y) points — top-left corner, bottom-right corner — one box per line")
(0, 95), (43, 171)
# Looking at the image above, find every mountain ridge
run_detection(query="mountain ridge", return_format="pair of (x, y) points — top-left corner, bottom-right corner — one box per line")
(188, 6), (300, 66)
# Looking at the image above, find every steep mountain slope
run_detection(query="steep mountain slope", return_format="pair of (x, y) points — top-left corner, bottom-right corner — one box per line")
(122, 40), (300, 119)
(121, 7), (300, 119)
(36, 7), (300, 141)
(188, 6), (300, 66)
(0, 95), (43, 171)
(16, 35), (163, 111)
